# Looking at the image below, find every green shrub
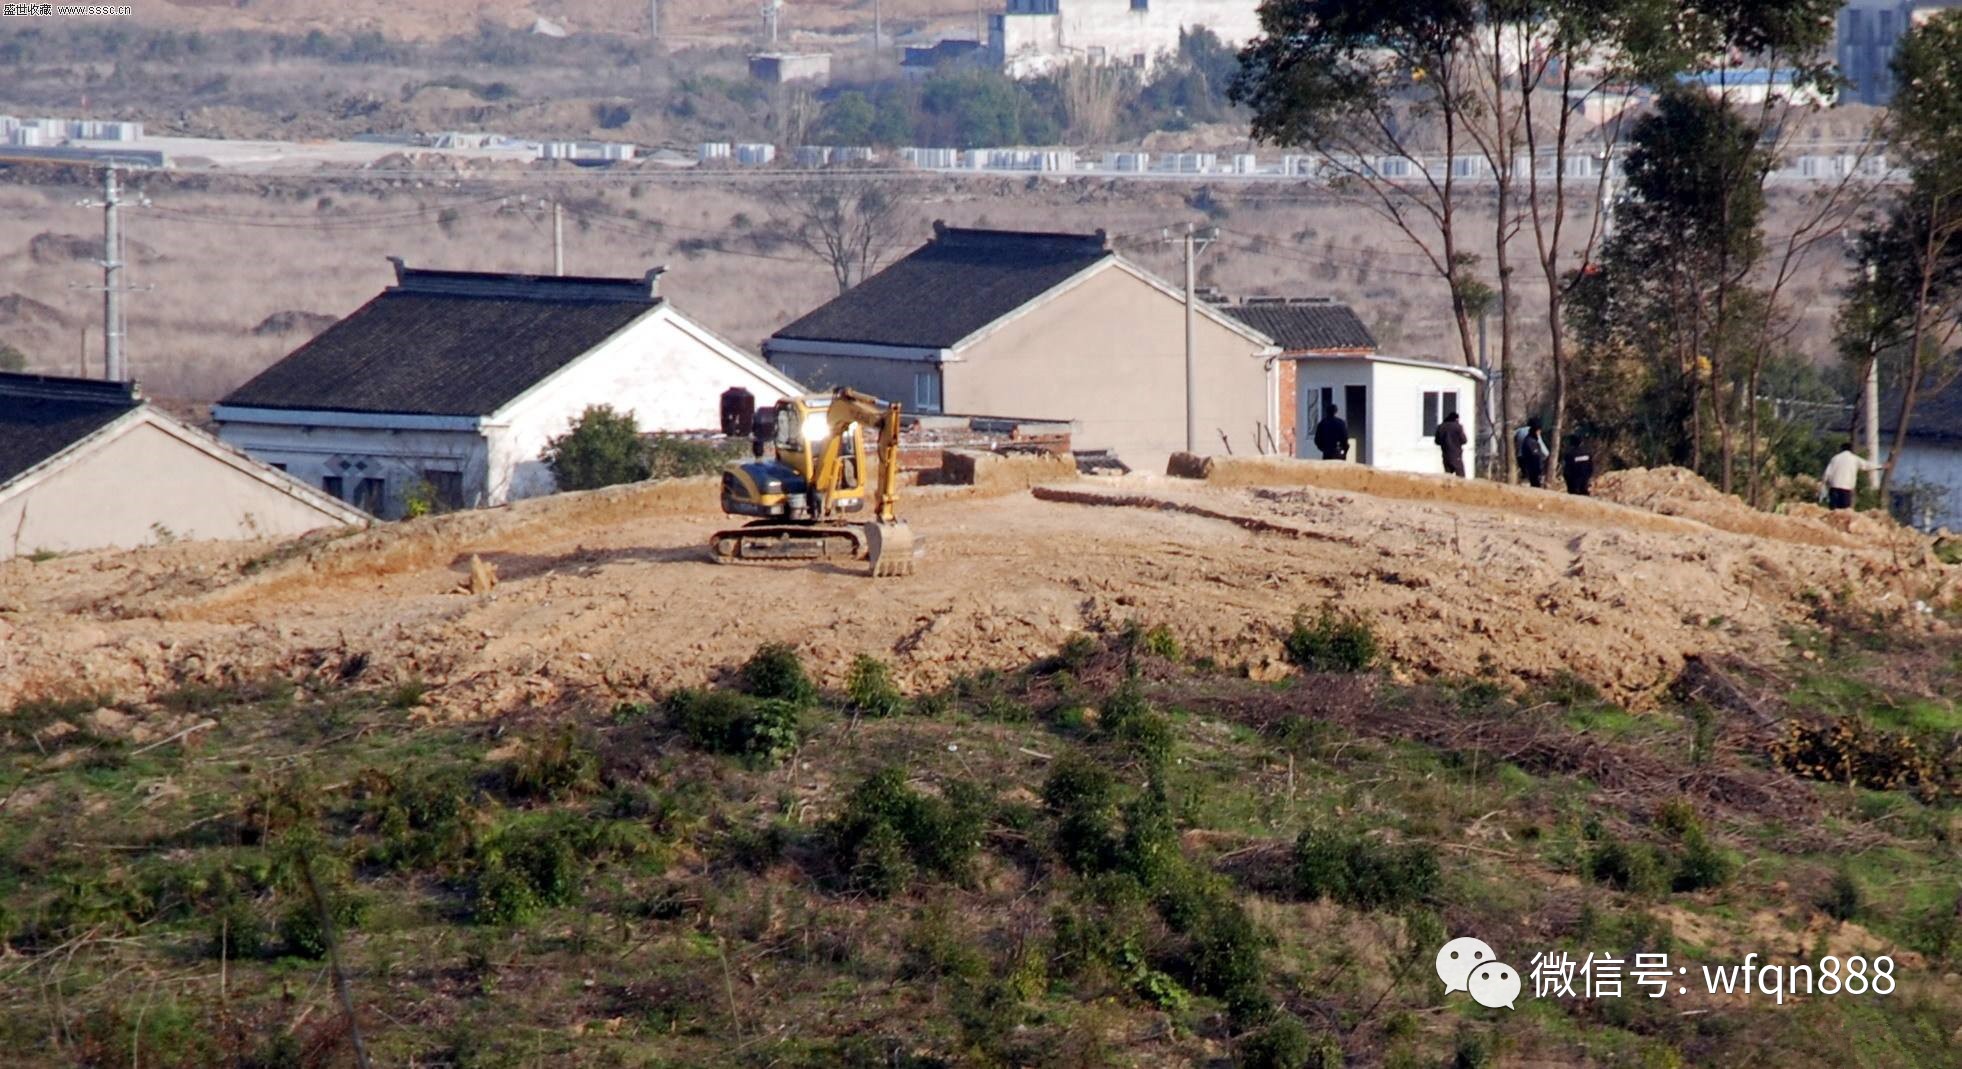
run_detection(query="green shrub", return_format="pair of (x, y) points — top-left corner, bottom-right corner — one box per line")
(206, 901), (268, 960)
(1585, 838), (1669, 895)
(1291, 825), (1440, 910)
(543, 404), (649, 491)
(646, 435), (746, 480)
(667, 688), (803, 767)
(1188, 898), (1273, 1025)
(830, 768), (990, 896)
(504, 728), (597, 800)
(742, 643), (818, 705)
(1819, 870), (1862, 922)
(1056, 632), (1101, 671)
(1101, 677), (1151, 734)
(276, 893), (365, 959)
(1283, 608), (1379, 672)
(470, 818), (595, 925)
(845, 654), (905, 717)
(1043, 751), (1121, 873)
(1113, 938), (1191, 1012)
(1238, 1013), (1335, 1069)
(473, 866), (541, 927)
(1671, 830), (1733, 893)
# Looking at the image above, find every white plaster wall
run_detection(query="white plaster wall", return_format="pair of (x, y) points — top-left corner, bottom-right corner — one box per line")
(1, 420), (358, 558)
(1884, 440), (1962, 530)
(1294, 360), (1478, 473)
(493, 309), (799, 501)
(996, 0), (1262, 77)
(215, 422), (488, 519)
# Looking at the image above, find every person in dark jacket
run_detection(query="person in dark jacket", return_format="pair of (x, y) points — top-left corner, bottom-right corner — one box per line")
(1515, 417), (1549, 488)
(1562, 435), (1595, 496)
(1312, 404), (1350, 460)
(1434, 411), (1468, 477)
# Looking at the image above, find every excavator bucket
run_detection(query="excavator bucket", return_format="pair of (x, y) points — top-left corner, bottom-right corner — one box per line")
(865, 521), (916, 578)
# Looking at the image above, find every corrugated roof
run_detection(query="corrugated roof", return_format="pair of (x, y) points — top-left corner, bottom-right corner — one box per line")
(220, 266), (662, 417)
(769, 224), (1113, 349)
(1216, 300), (1376, 353)
(0, 373), (140, 486)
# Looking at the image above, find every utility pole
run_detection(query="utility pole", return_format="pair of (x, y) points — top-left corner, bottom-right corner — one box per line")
(1162, 224), (1217, 454)
(1185, 226), (1198, 454)
(649, 0), (659, 41)
(102, 166), (123, 381)
(873, 0), (882, 52)
(1864, 259), (1881, 486)
(552, 200), (565, 276)
(763, 0), (782, 46)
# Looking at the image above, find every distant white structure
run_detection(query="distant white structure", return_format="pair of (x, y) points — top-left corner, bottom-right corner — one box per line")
(749, 52), (833, 85)
(988, 0), (1261, 78)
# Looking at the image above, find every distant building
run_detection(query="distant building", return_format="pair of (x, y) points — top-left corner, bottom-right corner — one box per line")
(988, 0), (1261, 78)
(0, 373), (365, 559)
(1837, 1), (1962, 105)
(763, 223), (1280, 470)
(1213, 298), (1379, 458)
(1881, 376), (1962, 530)
(214, 262), (802, 520)
(902, 39), (987, 78)
(749, 52), (833, 85)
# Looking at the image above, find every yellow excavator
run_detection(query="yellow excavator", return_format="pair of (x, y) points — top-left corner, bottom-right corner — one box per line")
(711, 387), (917, 577)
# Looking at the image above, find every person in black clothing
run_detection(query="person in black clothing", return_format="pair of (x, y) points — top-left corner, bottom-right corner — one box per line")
(1312, 404), (1350, 460)
(1562, 434), (1595, 496)
(1434, 411), (1468, 477)
(1516, 417), (1549, 488)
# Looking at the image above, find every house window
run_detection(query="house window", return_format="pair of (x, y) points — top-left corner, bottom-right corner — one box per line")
(354, 477), (386, 514)
(1131, 0), (1148, 9)
(322, 475), (344, 500)
(422, 470), (465, 509)
(1422, 391), (1458, 437)
(914, 370), (943, 414)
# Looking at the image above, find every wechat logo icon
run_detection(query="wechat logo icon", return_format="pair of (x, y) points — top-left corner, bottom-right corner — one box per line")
(1436, 936), (1521, 1010)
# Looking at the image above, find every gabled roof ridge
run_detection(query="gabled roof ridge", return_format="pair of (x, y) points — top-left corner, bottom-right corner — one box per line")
(0, 371), (142, 407)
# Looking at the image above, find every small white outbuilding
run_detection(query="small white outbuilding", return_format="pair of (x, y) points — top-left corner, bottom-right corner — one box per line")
(1289, 354), (1485, 474)
(213, 262), (803, 519)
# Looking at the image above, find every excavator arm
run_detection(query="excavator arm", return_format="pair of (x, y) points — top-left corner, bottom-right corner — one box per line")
(818, 388), (903, 525)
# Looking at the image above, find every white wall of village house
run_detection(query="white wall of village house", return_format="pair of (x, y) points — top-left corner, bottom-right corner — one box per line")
(218, 307), (800, 518)
(213, 420), (490, 517)
(489, 307), (800, 502)
(0, 417), (359, 558)
(993, 0), (1264, 78)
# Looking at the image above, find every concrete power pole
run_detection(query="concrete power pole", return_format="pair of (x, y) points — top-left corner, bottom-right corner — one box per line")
(1185, 226), (1198, 454)
(552, 201), (565, 276)
(873, 0), (882, 52)
(1864, 260), (1882, 486)
(103, 166), (124, 381)
(649, 0), (659, 40)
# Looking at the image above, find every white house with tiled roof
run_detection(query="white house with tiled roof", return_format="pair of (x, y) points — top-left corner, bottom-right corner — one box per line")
(213, 261), (802, 520)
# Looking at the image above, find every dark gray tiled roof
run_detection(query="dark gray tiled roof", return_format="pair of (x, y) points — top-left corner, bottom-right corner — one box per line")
(769, 224), (1113, 349)
(1216, 299), (1376, 353)
(220, 266), (663, 417)
(1882, 375), (1962, 442)
(0, 373), (141, 486)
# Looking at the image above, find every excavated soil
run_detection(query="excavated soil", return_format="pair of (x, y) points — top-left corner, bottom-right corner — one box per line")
(2, 467), (1954, 719)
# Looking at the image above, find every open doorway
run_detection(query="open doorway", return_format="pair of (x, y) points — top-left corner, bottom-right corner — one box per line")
(1344, 384), (1368, 465)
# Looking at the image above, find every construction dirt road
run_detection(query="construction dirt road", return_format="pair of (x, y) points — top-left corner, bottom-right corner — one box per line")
(3, 462), (1955, 722)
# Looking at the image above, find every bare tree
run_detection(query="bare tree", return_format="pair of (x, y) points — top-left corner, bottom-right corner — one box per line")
(777, 173), (915, 293)
(1058, 61), (1131, 145)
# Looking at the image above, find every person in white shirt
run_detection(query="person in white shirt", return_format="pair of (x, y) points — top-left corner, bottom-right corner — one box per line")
(1821, 442), (1879, 510)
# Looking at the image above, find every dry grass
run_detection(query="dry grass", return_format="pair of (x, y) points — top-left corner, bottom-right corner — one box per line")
(0, 170), (1851, 408)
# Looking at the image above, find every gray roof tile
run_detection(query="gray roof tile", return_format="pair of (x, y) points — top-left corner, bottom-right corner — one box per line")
(0, 373), (141, 486)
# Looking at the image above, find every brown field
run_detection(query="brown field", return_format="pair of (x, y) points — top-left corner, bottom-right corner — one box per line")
(0, 166), (1855, 413)
(147, 0), (984, 42)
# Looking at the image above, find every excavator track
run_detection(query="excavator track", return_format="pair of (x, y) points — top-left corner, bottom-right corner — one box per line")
(708, 523), (868, 566)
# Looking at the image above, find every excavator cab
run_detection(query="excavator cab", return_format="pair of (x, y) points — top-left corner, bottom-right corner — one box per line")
(712, 390), (916, 576)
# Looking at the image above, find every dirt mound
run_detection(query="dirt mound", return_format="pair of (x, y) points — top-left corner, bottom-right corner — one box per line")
(3, 465), (1954, 721)
(250, 310), (339, 337)
(1593, 466), (1895, 552)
